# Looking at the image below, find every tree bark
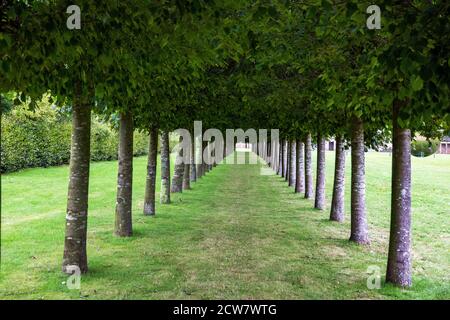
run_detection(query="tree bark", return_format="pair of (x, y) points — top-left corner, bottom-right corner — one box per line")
(196, 148), (203, 179)
(285, 140), (290, 182)
(289, 140), (296, 187)
(143, 127), (158, 216)
(203, 140), (209, 174)
(386, 100), (412, 287)
(171, 135), (184, 193)
(280, 140), (285, 177)
(190, 131), (197, 182)
(115, 111), (134, 237)
(160, 131), (170, 204)
(304, 134), (313, 199)
(349, 116), (369, 244)
(295, 139), (305, 193)
(330, 135), (346, 222)
(62, 81), (92, 274)
(197, 163), (203, 178)
(314, 135), (326, 210)
(223, 141), (227, 164)
(183, 164), (191, 190)
(276, 141), (281, 174)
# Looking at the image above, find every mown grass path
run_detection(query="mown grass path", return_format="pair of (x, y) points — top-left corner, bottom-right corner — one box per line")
(1, 152), (449, 299)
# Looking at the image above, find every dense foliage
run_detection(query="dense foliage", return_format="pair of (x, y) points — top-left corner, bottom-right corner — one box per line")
(1, 100), (148, 173)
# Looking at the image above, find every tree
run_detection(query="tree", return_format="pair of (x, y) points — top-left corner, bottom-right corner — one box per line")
(160, 131), (171, 204)
(314, 135), (326, 210)
(143, 127), (158, 216)
(330, 135), (346, 222)
(114, 111), (134, 237)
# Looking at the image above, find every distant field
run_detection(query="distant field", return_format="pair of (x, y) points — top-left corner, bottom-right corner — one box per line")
(0, 152), (449, 299)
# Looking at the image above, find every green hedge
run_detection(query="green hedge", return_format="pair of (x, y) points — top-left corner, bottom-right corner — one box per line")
(1, 103), (148, 173)
(411, 139), (439, 157)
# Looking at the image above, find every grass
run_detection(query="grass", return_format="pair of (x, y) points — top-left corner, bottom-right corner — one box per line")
(0, 151), (449, 299)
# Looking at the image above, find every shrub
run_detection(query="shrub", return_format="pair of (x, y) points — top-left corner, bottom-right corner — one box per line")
(411, 139), (439, 157)
(90, 121), (118, 162)
(1, 101), (148, 173)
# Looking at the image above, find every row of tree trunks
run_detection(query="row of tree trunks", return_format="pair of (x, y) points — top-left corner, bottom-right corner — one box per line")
(62, 107), (226, 274)
(114, 111), (134, 237)
(143, 127), (158, 216)
(274, 110), (412, 287)
(63, 109), (411, 289)
(314, 135), (326, 210)
(330, 135), (346, 222)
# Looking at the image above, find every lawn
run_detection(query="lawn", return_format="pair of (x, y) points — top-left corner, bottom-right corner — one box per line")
(0, 151), (449, 299)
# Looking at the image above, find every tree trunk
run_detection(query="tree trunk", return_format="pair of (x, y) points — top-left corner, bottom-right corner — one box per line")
(223, 142), (227, 164)
(143, 127), (158, 216)
(197, 163), (203, 178)
(62, 81), (92, 274)
(386, 100), (412, 287)
(171, 136), (184, 193)
(196, 153), (203, 179)
(115, 111), (134, 237)
(160, 131), (170, 204)
(349, 116), (369, 244)
(295, 139), (305, 193)
(314, 135), (326, 210)
(289, 140), (296, 187)
(190, 131), (197, 182)
(304, 134), (313, 199)
(203, 140), (209, 174)
(280, 140), (285, 177)
(276, 141), (280, 173)
(330, 135), (346, 222)
(183, 164), (191, 190)
(285, 140), (290, 182)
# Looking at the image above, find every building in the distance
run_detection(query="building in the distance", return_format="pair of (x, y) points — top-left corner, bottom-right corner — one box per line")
(438, 136), (450, 154)
(325, 139), (336, 151)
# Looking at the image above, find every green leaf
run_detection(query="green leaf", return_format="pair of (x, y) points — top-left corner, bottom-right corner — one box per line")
(411, 76), (423, 92)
